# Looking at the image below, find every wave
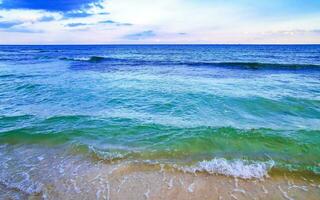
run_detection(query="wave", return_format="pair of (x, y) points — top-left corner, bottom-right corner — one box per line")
(60, 56), (123, 63)
(70, 144), (129, 162)
(19, 50), (48, 53)
(60, 55), (320, 70)
(186, 62), (320, 70)
(175, 158), (274, 179)
(0, 74), (38, 79)
(0, 116), (319, 177)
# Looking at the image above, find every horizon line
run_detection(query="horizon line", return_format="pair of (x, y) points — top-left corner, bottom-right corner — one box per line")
(0, 43), (320, 46)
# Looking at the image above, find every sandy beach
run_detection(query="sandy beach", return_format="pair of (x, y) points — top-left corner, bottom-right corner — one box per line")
(1, 145), (319, 200)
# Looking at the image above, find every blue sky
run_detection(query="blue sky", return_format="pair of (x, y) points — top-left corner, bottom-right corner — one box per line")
(0, 0), (319, 44)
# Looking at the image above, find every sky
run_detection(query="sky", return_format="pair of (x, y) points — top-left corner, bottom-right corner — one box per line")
(0, 0), (319, 44)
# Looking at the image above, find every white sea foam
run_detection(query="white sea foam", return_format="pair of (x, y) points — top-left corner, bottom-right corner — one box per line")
(88, 146), (125, 161)
(68, 57), (93, 61)
(167, 178), (174, 189)
(0, 172), (43, 195)
(144, 188), (150, 199)
(178, 158), (274, 179)
(188, 183), (195, 193)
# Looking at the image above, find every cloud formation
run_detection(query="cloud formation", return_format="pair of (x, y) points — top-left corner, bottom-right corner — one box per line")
(65, 23), (88, 27)
(99, 20), (132, 26)
(124, 30), (156, 40)
(0, 0), (102, 12)
(0, 21), (22, 29)
(99, 20), (115, 24)
(38, 16), (55, 22)
(0, 0), (319, 44)
(63, 12), (94, 18)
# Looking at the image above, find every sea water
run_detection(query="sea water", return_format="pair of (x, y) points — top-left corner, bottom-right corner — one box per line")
(0, 45), (319, 198)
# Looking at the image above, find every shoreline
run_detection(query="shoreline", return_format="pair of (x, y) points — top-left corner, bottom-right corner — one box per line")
(1, 153), (319, 199)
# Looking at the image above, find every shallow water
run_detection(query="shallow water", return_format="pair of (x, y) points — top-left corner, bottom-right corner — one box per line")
(0, 45), (320, 198)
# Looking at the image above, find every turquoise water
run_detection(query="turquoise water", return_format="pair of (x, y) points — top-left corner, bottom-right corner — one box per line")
(0, 45), (320, 180)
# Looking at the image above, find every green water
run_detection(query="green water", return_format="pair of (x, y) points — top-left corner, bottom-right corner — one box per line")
(1, 115), (319, 175)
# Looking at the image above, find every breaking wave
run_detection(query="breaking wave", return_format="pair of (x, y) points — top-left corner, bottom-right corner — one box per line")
(176, 158), (275, 179)
(60, 55), (320, 70)
(60, 56), (123, 63)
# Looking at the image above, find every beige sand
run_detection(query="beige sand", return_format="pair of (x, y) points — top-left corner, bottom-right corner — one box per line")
(17, 162), (319, 200)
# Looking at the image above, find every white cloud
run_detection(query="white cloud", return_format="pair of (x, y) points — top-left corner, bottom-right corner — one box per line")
(0, 9), (61, 22)
(0, 0), (319, 44)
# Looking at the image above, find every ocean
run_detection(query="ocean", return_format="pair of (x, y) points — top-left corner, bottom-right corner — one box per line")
(0, 45), (319, 199)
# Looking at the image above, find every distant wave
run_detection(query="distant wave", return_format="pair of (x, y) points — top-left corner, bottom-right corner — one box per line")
(60, 55), (320, 70)
(19, 50), (48, 53)
(0, 74), (43, 79)
(60, 56), (123, 63)
(184, 61), (320, 70)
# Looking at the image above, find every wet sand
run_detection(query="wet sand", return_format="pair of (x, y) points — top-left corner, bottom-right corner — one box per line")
(1, 145), (319, 200)
(2, 161), (319, 200)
